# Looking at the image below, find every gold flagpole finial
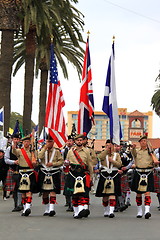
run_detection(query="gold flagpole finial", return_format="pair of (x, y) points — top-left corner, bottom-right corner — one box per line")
(112, 35), (115, 43)
(87, 30), (90, 36)
(51, 35), (54, 43)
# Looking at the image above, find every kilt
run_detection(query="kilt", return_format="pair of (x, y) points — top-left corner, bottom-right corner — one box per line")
(65, 165), (90, 198)
(38, 166), (61, 194)
(18, 167), (38, 193)
(121, 174), (130, 193)
(153, 169), (160, 193)
(131, 168), (154, 194)
(95, 170), (121, 197)
(61, 171), (65, 191)
(5, 168), (17, 191)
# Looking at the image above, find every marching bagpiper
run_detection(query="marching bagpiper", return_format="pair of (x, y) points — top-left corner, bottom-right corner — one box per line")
(65, 134), (93, 219)
(38, 135), (63, 216)
(95, 139), (122, 218)
(131, 135), (159, 219)
(12, 135), (38, 216)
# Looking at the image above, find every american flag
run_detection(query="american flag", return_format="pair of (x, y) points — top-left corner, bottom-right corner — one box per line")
(102, 39), (122, 145)
(77, 36), (94, 134)
(45, 44), (67, 147)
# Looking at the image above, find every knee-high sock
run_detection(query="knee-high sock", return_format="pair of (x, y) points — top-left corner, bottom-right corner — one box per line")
(144, 196), (151, 214)
(43, 197), (50, 213)
(136, 196), (142, 206)
(49, 196), (56, 212)
(109, 199), (116, 214)
(26, 197), (32, 210)
(72, 197), (79, 217)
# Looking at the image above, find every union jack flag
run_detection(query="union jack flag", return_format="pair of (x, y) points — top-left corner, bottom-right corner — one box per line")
(45, 44), (67, 147)
(77, 36), (94, 134)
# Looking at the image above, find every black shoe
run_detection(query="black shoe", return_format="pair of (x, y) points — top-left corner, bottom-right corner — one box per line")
(119, 205), (128, 212)
(24, 208), (31, 216)
(83, 209), (90, 218)
(78, 209), (87, 218)
(109, 213), (115, 218)
(66, 207), (74, 212)
(145, 212), (151, 219)
(21, 212), (25, 216)
(43, 212), (49, 216)
(49, 210), (56, 217)
(12, 206), (22, 212)
(136, 215), (142, 218)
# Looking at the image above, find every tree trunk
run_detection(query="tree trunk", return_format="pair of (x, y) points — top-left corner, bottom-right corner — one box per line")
(23, 29), (36, 134)
(38, 68), (48, 135)
(0, 30), (14, 135)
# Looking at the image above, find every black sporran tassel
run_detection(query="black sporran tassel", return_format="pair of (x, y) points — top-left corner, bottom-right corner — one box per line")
(76, 182), (82, 188)
(105, 181), (111, 189)
(140, 180), (147, 186)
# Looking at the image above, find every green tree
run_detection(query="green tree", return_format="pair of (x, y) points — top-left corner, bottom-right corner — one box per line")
(151, 74), (160, 116)
(13, 0), (84, 134)
(0, 0), (20, 135)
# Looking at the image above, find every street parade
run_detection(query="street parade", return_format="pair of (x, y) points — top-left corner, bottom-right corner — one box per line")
(1, 1), (160, 240)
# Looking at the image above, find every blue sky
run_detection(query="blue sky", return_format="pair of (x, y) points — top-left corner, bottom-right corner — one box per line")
(11, 0), (160, 137)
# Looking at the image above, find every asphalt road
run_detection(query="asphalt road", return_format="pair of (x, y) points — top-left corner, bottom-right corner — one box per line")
(0, 191), (160, 240)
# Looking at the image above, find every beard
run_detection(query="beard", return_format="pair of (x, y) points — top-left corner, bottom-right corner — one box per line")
(76, 143), (83, 147)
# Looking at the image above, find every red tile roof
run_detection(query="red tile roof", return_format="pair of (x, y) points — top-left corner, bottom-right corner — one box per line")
(128, 110), (144, 116)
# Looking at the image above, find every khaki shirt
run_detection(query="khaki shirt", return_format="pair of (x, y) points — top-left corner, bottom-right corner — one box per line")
(131, 148), (156, 168)
(85, 146), (97, 166)
(66, 146), (93, 177)
(12, 148), (32, 168)
(38, 147), (63, 167)
(98, 150), (122, 168)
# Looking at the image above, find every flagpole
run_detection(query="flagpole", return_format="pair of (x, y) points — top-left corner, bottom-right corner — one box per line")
(2, 106), (4, 137)
(111, 36), (115, 144)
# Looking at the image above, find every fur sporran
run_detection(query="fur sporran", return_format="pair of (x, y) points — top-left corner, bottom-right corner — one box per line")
(74, 176), (85, 194)
(138, 174), (148, 192)
(42, 174), (54, 191)
(19, 173), (31, 191)
(103, 176), (114, 194)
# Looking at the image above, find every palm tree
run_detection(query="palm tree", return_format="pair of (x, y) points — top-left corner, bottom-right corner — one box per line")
(13, 0), (84, 133)
(0, 0), (20, 135)
(36, 32), (84, 134)
(151, 73), (160, 116)
(20, 0), (58, 134)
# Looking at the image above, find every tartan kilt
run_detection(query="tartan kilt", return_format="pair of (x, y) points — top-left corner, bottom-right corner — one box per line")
(5, 169), (16, 191)
(65, 167), (90, 198)
(61, 171), (65, 191)
(131, 169), (154, 194)
(153, 169), (160, 193)
(38, 167), (61, 194)
(18, 168), (38, 193)
(121, 174), (130, 193)
(95, 170), (121, 197)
